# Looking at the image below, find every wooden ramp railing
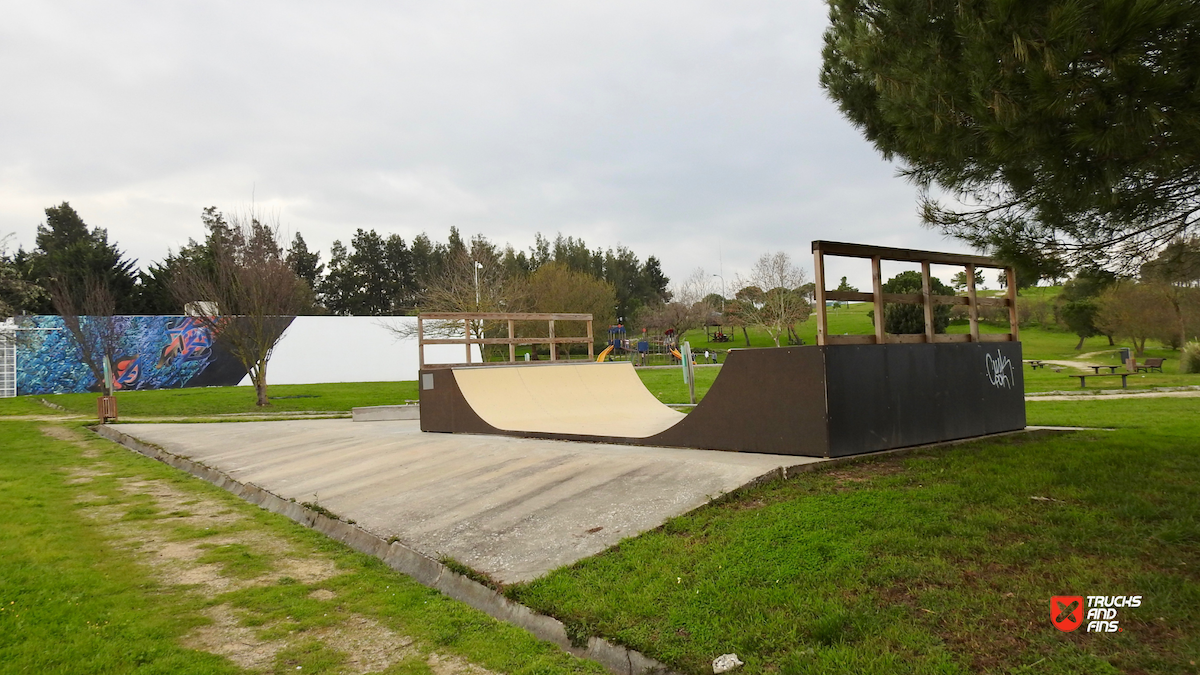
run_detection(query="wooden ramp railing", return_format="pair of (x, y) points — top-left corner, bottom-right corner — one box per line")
(418, 312), (594, 369)
(812, 241), (1018, 346)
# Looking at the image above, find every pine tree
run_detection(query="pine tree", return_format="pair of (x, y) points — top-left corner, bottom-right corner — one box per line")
(821, 0), (1200, 269)
(30, 202), (138, 314)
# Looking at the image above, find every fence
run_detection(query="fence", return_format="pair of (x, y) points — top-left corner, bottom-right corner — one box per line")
(417, 312), (594, 369)
(812, 241), (1018, 345)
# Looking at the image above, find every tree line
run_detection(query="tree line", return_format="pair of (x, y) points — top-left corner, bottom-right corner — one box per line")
(0, 202), (671, 322)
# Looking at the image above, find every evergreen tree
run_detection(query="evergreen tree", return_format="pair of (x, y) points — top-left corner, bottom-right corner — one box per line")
(821, 0), (1200, 268)
(30, 202), (138, 314)
(286, 232), (324, 290)
(866, 271), (955, 334)
(1057, 268), (1118, 349)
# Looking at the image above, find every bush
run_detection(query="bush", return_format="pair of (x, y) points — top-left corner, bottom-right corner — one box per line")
(1181, 341), (1200, 374)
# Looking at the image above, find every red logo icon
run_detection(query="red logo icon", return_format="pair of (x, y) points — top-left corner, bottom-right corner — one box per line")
(1051, 596), (1084, 632)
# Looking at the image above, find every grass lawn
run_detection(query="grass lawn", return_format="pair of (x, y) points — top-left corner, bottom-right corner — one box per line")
(0, 419), (604, 675)
(506, 396), (1200, 674)
(0, 381), (419, 418)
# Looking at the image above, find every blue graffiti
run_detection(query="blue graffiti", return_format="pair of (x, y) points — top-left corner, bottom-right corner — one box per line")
(16, 316), (220, 395)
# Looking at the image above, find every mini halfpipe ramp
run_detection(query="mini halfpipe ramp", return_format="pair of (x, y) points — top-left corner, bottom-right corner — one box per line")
(420, 343), (1026, 457)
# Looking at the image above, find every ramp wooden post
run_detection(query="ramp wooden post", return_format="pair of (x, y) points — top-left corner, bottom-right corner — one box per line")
(417, 316), (425, 369)
(548, 320), (556, 361)
(813, 247), (828, 345)
(507, 319), (516, 362)
(921, 261), (935, 343)
(1006, 268), (1020, 342)
(871, 255), (884, 344)
(966, 263), (980, 342)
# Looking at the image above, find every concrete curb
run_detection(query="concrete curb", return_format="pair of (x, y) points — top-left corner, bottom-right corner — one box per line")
(91, 424), (676, 675)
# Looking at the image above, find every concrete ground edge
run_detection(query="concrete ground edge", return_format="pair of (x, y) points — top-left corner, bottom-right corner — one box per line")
(90, 424), (677, 675)
(88, 423), (1083, 675)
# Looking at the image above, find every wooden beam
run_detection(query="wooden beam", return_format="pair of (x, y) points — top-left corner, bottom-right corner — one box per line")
(420, 312), (593, 321)
(549, 320), (556, 361)
(872, 255), (884, 345)
(965, 263), (980, 343)
(932, 333), (972, 343)
(886, 333), (929, 344)
(825, 334), (878, 345)
(587, 319), (594, 360)
(464, 318), (471, 364)
(979, 333), (1016, 342)
(825, 291), (969, 305)
(812, 240), (1004, 268)
(422, 337), (593, 346)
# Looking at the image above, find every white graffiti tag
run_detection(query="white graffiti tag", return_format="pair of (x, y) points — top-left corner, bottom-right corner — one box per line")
(985, 350), (1015, 389)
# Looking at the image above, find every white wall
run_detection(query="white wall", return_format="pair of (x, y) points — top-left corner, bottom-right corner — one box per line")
(239, 316), (482, 386)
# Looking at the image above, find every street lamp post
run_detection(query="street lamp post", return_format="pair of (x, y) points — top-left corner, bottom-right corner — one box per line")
(474, 260), (483, 307)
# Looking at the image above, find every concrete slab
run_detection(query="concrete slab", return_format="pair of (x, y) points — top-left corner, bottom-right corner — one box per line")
(108, 419), (823, 583)
(352, 404), (420, 421)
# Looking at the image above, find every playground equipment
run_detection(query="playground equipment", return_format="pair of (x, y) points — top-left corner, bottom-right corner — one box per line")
(418, 242), (1025, 458)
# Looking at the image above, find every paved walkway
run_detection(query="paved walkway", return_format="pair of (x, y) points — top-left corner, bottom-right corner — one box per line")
(109, 419), (823, 583)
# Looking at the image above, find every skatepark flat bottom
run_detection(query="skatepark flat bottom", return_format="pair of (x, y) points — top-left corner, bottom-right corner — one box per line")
(107, 419), (825, 583)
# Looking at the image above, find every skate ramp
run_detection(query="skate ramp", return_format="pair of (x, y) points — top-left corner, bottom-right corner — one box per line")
(453, 362), (685, 438)
(421, 343), (1028, 458)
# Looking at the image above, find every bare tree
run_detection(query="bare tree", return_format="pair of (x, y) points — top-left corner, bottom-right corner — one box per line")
(171, 208), (310, 406)
(1095, 282), (1176, 356)
(396, 240), (530, 361)
(638, 268), (714, 344)
(48, 273), (123, 395)
(732, 252), (811, 347)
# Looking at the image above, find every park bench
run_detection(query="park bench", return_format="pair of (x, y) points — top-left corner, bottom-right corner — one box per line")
(1136, 358), (1165, 373)
(1068, 373), (1128, 389)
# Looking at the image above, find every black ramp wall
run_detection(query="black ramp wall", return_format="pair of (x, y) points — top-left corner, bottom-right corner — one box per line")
(822, 342), (1026, 457)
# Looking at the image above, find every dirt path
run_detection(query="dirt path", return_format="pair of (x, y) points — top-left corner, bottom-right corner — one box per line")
(48, 424), (495, 675)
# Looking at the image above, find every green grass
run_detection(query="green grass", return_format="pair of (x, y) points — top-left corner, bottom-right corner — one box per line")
(507, 397), (1200, 674)
(4, 292), (1194, 417)
(0, 381), (419, 418)
(0, 420), (605, 675)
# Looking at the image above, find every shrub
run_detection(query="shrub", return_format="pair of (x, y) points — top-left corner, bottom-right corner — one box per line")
(1181, 341), (1200, 374)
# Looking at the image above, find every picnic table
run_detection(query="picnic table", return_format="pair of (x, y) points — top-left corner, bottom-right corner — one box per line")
(1026, 360), (1048, 369)
(1085, 365), (1120, 374)
(1068, 373), (1128, 389)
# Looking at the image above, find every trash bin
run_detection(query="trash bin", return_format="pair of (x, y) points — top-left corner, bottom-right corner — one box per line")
(1119, 348), (1131, 369)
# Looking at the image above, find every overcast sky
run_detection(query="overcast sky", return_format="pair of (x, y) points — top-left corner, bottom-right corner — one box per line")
(0, 0), (989, 294)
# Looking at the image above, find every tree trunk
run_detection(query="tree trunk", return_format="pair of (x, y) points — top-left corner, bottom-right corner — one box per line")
(254, 361), (269, 406)
(1107, 334), (1114, 346)
(1075, 335), (1085, 350)
(742, 327), (750, 347)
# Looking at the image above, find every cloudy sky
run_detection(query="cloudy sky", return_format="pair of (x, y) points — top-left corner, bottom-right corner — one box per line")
(0, 1), (985, 292)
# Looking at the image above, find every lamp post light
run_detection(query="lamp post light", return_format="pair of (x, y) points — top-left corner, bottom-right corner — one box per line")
(474, 260), (483, 308)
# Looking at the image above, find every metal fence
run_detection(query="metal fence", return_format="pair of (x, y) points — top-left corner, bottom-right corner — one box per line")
(0, 329), (15, 398)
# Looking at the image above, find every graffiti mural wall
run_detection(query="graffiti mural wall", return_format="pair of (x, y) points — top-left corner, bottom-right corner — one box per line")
(15, 315), (292, 395)
(12, 315), (474, 396)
